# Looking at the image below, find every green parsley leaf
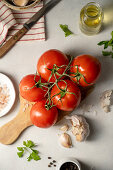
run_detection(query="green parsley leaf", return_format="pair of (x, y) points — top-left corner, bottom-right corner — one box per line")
(17, 140), (40, 162)
(23, 141), (27, 146)
(27, 154), (32, 162)
(17, 151), (24, 158)
(97, 41), (108, 46)
(27, 151), (41, 161)
(102, 51), (113, 56)
(17, 147), (24, 152)
(104, 42), (109, 49)
(111, 31), (113, 39)
(31, 149), (39, 154)
(60, 24), (73, 37)
(31, 151), (41, 161)
(98, 31), (113, 58)
(26, 140), (36, 148)
(108, 39), (113, 46)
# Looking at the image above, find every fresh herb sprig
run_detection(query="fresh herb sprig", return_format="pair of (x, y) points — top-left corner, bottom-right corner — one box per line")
(98, 31), (113, 58)
(60, 24), (73, 37)
(17, 140), (41, 162)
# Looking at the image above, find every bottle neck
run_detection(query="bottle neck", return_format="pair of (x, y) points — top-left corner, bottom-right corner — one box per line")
(84, 2), (102, 19)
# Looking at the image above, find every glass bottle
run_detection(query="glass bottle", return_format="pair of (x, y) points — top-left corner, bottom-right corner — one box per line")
(79, 2), (104, 35)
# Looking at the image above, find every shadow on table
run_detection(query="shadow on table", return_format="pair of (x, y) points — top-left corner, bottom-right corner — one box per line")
(79, 161), (95, 170)
(103, 3), (113, 31)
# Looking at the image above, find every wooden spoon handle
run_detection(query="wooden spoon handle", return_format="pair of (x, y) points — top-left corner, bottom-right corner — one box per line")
(0, 113), (32, 145)
(0, 27), (28, 58)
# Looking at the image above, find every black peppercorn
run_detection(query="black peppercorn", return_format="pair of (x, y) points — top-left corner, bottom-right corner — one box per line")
(60, 162), (79, 170)
(53, 160), (56, 163)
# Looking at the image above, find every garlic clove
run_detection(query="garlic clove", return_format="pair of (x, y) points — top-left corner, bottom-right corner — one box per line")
(76, 134), (83, 142)
(59, 124), (69, 132)
(59, 133), (72, 148)
(100, 90), (112, 113)
(69, 115), (90, 142)
(13, 0), (30, 7)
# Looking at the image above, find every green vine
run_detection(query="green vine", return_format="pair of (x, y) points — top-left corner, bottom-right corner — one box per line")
(29, 56), (90, 110)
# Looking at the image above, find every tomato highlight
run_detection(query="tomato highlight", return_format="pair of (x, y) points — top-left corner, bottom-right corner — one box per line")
(30, 100), (58, 128)
(19, 74), (47, 102)
(70, 54), (101, 87)
(51, 79), (81, 111)
(37, 49), (69, 83)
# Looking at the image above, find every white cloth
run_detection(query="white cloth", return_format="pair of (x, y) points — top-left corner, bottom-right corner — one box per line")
(0, 0), (45, 45)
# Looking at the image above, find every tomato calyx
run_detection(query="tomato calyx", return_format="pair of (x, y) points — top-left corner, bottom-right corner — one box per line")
(45, 97), (56, 111)
(47, 64), (67, 82)
(51, 80), (78, 106)
(28, 74), (49, 92)
(34, 56), (82, 111)
(42, 56), (80, 110)
(70, 65), (91, 85)
(45, 103), (53, 111)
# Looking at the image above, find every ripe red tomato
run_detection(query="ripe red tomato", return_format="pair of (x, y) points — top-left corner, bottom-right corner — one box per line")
(37, 49), (69, 83)
(19, 74), (47, 102)
(70, 55), (101, 87)
(51, 80), (81, 111)
(30, 100), (58, 128)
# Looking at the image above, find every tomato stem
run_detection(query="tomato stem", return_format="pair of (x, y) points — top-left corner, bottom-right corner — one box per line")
(34, 56), (90, 110)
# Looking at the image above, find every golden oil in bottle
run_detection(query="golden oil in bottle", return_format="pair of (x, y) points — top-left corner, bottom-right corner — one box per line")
(79, 2), (104, 35)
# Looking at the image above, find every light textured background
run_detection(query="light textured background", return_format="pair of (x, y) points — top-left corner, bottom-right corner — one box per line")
(0, 0), (113, 170)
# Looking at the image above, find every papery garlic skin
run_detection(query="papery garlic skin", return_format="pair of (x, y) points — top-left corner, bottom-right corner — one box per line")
(66, 115), (90, 142)
(59, 124), (69, 132)
(59, 133), (72, 148)
(100, 90), (112, 113)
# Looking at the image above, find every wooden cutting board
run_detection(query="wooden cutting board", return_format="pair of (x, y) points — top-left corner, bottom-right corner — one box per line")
(0, 96), (71, 145)
(0, 85), (94, 145)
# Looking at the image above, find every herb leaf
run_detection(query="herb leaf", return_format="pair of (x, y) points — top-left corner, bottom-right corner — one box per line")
(60, 24), (73, 37)
(111, 31), (113, 39)
(98, 31), (113, 58)
(31, 151), (41, 161)
(102, 51), (113, 56)
(97, 41), (108, 46)
(17, 151), (24, 158)
(23, 140), (36, 148)
(17, 147), (24, 152)
(17, 140), (40, 162)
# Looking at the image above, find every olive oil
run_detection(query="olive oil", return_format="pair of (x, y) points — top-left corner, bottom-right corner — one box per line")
(79, 2), (104, 35)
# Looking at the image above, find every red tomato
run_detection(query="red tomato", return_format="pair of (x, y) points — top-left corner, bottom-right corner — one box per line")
(51, 80), (81, 111)
(70, 55), (101, 87)
(30, 100), (58, 128)
(19, 74), (47, 102)
(37, 49), (69, 83)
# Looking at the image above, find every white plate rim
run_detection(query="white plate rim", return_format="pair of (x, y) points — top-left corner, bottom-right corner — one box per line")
(0, 73), (16, 117)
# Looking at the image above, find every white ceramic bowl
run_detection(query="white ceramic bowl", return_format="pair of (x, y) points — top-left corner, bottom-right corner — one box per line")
(0, 73), (16, 117)
(56, 157), (81, 170)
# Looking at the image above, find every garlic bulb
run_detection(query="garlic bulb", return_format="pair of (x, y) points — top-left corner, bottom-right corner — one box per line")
(59, 133), (72, 148)
(59, 124), (69, 132)
(13, 0), (30, 7)
(100, 90), (112, 113)
(66, 115), (90, 142)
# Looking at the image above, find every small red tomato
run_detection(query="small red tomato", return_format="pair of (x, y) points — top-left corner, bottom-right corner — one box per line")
(51, 80), (81, 111)
(19, 74), (47, 102)
(37, 49), (69, 83)
(70, 55), (101, 87)
(30, 100), (58, 128)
